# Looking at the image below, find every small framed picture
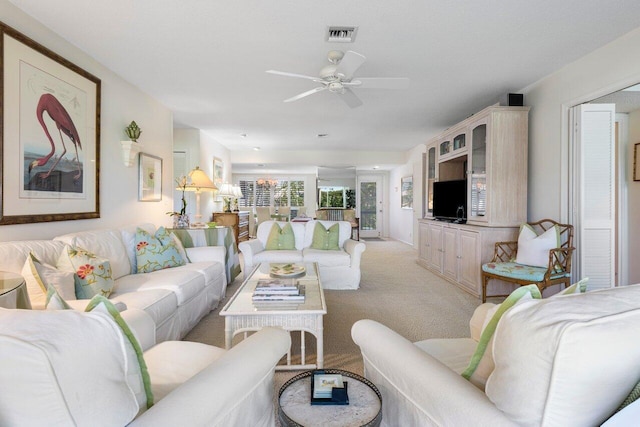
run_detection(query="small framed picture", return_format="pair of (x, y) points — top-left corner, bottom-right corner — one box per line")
(139, 153), (162, 201)
(401, 176), (413, 209)
(634, 143), (640, 182)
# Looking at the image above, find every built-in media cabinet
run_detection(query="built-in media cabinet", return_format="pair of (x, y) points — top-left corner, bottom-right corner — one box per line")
(418, 104), (529, 297)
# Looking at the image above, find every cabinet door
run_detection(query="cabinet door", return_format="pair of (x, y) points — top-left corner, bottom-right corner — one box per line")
(442, 227), (458, 280)
(428, 224), (443, 272)
(468, 118), (488, 223)
(418, 223), (430, 260)
(424, 145), (437, 218)
(458, 230), (480, 294)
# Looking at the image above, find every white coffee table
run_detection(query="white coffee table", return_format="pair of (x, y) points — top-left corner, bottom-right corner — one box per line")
(220, 262), (327, 370)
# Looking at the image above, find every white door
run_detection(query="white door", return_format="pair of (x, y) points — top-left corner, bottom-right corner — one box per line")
(570, 103), (616, 290)
(358, 175), (383, 238)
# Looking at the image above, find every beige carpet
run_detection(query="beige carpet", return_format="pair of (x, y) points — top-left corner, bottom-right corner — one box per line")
(184, 239), (481, 386)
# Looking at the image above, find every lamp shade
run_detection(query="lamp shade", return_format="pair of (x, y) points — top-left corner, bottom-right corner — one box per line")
(184, 166), (217, 192)
(217, 183), (235, 198)
(232, 185), (244, 198)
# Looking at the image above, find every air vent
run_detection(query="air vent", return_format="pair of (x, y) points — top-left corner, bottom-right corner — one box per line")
(326, 26), (358, 43)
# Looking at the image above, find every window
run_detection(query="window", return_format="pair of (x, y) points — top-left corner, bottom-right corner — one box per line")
(319, 187), (346, 208)
(237, 179), (304, 209)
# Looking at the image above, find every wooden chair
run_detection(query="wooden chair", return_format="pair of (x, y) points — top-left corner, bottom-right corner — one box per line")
(481, 219), (575, 302)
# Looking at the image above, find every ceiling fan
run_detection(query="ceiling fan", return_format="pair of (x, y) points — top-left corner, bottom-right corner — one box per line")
(266, 50), (409, 108)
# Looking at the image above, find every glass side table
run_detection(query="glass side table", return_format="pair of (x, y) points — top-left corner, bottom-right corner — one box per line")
(279, 369), (382, 427)
(0, 271), (30, 309)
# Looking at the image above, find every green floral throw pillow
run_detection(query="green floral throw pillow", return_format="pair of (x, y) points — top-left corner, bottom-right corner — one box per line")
(57, 245), (115, 299)
(135, 227), (186, 273)
(265, 222), (296, 250)
(311, 222), (340, 250)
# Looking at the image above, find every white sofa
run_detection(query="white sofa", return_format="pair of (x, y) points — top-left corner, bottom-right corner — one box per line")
(352, 284), (640, 427)
(0, 223), (227, 342)
(0, 306), (291, 426)
(238, 220), (366, 290)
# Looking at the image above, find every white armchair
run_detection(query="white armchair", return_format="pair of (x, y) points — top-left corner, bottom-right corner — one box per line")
(0, 307), (290, 427)
(352, 284), (640, 426)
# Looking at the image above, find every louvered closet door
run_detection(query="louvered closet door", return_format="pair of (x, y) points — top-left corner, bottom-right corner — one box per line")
(573, 103), (616, 290)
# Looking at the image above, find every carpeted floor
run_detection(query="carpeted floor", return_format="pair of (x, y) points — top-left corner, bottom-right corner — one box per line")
(184, 239), (481, 390)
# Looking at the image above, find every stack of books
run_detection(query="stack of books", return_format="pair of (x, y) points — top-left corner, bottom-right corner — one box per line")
(252, 279), (305, 303)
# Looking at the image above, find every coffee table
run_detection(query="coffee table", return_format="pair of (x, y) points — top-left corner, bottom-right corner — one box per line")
(220, 262), (327, 370)
(278, 369), (382, 427)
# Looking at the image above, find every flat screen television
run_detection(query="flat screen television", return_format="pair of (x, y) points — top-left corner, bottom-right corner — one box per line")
(433, 179), (467, 222)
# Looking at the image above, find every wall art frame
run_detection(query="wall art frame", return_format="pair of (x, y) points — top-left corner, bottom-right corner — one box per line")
(213, 157), (224, 187)
(0, 22), (101, 225)
(634, 142), (640, 182)
(401, 175), (413, 209)
(138, 153), (162, 201)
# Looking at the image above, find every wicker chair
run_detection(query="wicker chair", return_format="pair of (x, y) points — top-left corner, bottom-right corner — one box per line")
(481, 219), (575, 302)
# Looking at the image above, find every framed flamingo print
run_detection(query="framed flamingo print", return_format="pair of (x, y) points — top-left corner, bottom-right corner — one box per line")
(0, 22), (101, 225)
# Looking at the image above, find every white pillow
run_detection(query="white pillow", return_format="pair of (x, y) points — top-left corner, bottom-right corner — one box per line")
(515, 224), (559, 268)
(21, 252), (76, 310)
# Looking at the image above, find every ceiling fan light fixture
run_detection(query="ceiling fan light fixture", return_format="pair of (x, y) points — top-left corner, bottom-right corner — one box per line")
(326, 27), (358, 43)
(317, 133), (329, 138)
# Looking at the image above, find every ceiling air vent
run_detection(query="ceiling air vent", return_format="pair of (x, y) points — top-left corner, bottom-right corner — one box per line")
(326, 26), (358, 43)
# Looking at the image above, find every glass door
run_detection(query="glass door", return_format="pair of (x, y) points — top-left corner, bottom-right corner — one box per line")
(358, 175), (383, 238)
(469, 121), (487, 221)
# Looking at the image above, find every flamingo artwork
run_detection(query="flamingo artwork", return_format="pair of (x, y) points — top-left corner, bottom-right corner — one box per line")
(29, 93), (82, 181)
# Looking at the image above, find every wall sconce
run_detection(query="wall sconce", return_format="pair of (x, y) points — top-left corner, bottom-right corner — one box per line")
(120, 140), (142, 167)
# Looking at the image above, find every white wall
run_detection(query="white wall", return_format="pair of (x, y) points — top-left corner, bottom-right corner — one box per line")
(628, 109), (640, 283)
(524, 26), (640, 223)
(0, 2), (174, 241)
(389, 145), (424, 246)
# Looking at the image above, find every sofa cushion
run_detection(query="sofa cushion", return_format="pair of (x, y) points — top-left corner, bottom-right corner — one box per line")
(54, 229), (132, 280)
(310, 222), (340, 250)
(481, 261), (568, 282)
(0, 307), (144, 426)
(302, 248), (351, 267)
(114, 266), (205, 306)
(253, 250), (303, 266)
(57, 245), (115, 299)
(121, 223), (157, 274)
(303, 220), (352, 249)
(45, 284), (73, 310)
(415, 338), (478, 375)
(144, 341), (225, 402)
(85, 295), (153, 410)
(515, 223), (559, 268)
(135, 227), (186, 273)
(485, 285), (640, 426)
(257, 221), (306, 250)
(265, 222), (296, 250)
(22, 252), (76, 309)
(110, 288), (178, 328)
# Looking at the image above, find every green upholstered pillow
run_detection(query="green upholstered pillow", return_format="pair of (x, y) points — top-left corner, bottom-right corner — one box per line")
(311, 222), (340, 250)
(553, 277), (589, 296)
(45, 285), (72, 310)
(135, 227), (186, 273)
(85, 295), (153, 410)
(265, 223), (296, 250)
(57, 245), (115, 299)
(462, 284), (542, 388)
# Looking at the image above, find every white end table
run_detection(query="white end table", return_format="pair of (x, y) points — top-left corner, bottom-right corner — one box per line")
(0, 271), (30, 309)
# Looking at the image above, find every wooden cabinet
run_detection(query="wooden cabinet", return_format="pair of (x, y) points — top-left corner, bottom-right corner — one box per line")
(423, 104), (529, 227)
(212, 211), (250, 243)
(417, 220), (517, 297)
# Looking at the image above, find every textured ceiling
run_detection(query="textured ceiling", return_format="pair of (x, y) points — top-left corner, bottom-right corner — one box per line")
(9, 0), (640, 161)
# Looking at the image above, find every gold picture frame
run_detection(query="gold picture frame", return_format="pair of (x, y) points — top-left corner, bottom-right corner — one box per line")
(0, 22), (101, 225)
(634, 142), (640, 182)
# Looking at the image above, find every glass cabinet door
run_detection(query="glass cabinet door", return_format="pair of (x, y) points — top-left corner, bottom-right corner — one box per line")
(439, 140), (450, 156)
(427, 146), (436, 215)
(470, 123), (487, 218)
(453, 133), (466, 150)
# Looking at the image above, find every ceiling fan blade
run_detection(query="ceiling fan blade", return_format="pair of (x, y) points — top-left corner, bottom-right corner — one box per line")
(340, 88), (363, 108)
(335, 51), (366, 80)
(352, 77), (410, 90)
(266, 70), (319, 81)
(284, 86), (327, 103)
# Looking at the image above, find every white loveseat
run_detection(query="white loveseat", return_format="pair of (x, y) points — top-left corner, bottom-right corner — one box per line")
(0, 306), (291, 426)
(238, 220), (366, 290)
(352, 284), (640, 426)
(0, 223), (227, 342)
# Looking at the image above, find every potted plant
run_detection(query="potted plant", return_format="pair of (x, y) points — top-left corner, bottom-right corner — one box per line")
(167, 176), (190, 228)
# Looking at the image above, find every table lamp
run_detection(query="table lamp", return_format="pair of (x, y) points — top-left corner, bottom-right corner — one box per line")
(232, 185), (244, 211)
(184, 166), (217, 228)
(217, 183), (236, 213)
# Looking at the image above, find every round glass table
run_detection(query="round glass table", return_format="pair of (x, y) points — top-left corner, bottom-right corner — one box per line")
(0, 271), (30, 309)
(279, 369), (382, 427)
